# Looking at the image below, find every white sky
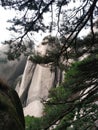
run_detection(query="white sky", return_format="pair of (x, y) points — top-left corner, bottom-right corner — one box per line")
(0, 7), (16, 42)
(0, 2), (90, 46)
(0, 7), (49, 46)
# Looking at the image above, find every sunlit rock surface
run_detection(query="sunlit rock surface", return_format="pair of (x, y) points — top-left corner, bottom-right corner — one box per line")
(16, 37), (64, 117)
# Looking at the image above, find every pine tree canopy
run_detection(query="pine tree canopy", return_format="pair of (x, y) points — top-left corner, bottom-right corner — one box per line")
(0, 0), (98, 60)
(25, 51), (98, 130)
(1, 0), (98, 130)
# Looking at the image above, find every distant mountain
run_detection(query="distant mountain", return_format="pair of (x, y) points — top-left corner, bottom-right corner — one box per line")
(0, 47), (27, 86)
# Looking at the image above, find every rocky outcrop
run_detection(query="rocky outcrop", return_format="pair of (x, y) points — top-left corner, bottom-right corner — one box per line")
(16, 37), (64, 117)
(0, 79), (25, 130)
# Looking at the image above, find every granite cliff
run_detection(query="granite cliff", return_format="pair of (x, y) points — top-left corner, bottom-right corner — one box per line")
(15, 37), (64, 117)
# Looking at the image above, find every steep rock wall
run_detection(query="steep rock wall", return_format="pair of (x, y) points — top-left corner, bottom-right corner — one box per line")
(16, 37), (64, 117)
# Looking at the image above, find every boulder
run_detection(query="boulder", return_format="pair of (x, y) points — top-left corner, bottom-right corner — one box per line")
(0, 79), (25, 130)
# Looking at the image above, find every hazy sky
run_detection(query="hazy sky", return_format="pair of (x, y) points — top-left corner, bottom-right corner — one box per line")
(0, 7), (48, 45)
(0, 3), (90, 45)
(0, 7), (16, 42)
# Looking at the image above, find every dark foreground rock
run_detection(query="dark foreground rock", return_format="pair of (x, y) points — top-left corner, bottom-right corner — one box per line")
(0, 79), (25, 130)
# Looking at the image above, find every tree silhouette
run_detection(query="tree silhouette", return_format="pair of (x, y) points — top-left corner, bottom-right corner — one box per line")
(1, 1), (98, 130)
(0, 0), (98, 60)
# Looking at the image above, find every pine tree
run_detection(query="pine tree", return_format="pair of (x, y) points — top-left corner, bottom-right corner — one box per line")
(1, 0), (98, 130)
(0, 0), (98, 60)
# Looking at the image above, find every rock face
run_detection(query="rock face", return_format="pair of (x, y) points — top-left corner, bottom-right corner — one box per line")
(0, 79), (25, 130)
(16, 37), (64, 117)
